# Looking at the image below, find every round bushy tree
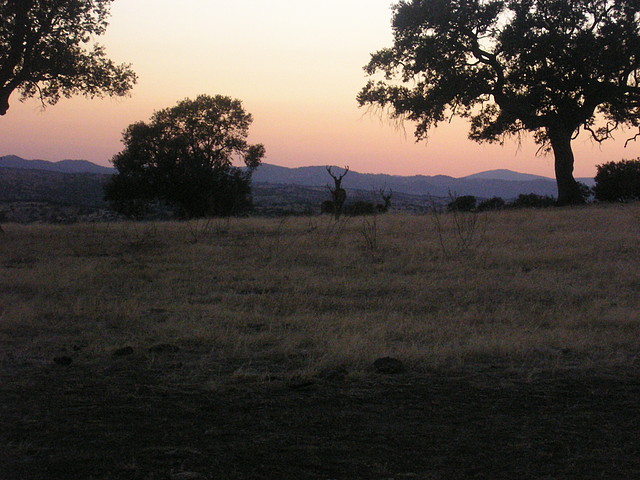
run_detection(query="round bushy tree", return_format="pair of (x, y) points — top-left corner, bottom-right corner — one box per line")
(594, 158), (640, 202)
(105, 95), (265, 218)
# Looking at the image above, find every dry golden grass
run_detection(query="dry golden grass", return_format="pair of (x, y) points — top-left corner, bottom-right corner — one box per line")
(1, 203), (639, 377)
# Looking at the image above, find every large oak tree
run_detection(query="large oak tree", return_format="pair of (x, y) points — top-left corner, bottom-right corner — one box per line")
(105, 95), (265, 218)
(358, 0), (640, 204)
(0, 0), (136, 116)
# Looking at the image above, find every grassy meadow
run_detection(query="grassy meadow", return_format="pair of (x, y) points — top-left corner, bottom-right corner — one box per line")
(1, 203), (639, 379)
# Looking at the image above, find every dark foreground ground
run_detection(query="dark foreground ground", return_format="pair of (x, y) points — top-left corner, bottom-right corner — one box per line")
(2, 357), (639, 480)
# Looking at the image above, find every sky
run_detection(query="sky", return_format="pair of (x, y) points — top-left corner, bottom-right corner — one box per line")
(1, 0), (639, 178)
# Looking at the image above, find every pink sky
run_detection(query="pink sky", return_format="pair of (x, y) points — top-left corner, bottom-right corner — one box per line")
(1, 0), (638, 178)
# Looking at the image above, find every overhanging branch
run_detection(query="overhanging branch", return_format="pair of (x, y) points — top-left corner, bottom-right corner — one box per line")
(624, 129), (640, 148)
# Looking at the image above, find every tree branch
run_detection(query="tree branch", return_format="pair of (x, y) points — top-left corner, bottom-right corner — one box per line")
(624, 129), (640, 148)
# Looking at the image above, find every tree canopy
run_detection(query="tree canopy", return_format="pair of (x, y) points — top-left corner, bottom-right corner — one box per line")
(594, 158), (640, 201)
(104, 95), (266, 218)
(358, 0), (640, 205)
(0, 0), (137, 116)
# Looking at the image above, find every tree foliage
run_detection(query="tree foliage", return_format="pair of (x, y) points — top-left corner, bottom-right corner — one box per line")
(510, 193), (556, 209)
(105, 95), (266, 218)
(359, 0), (640, 205)
(594, 158), (640, 201)
(477, 196), (505, 211)
(0, 0), (137, 115)
(447, 195), (477, 212)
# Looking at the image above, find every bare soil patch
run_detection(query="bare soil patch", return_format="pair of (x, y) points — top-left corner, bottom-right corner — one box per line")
(2, 356), (639, 479)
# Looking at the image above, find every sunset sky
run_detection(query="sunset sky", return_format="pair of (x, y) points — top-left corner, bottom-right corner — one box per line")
(1, 0), (638, 178)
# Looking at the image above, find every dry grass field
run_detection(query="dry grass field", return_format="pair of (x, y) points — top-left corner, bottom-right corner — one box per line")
(2, 204), (639, 375)
(2, 204), (640, 479)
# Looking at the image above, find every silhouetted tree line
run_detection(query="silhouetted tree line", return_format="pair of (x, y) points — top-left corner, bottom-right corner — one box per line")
(447, 158), (640, 211)
(446, 194), (556, 213)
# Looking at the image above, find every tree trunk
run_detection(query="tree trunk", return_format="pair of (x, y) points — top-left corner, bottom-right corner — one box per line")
(548, 128), (583, 205)
(0, 80), (18, 115)
(0, 88), (11, 116)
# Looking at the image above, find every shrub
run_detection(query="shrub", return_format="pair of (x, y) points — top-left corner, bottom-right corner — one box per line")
(477, 197), (506, 212)
(447, 195), (477, 212)
(345, 201), (376, 216)
(510, 193), (556, 209)
(594, 158), (640, 202)
(320, 200), (335, 215)
(576, 181), (594, 203)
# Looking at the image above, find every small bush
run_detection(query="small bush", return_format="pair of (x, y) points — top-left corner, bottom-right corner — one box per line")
(477, 197), (505, 212)
(576, 181), (594, 203)
(320, 201), (335, 214)
(510, 193), (556, 209)
(345, 201), (376, 216)
(447, 195), (477, 212)
(594, 158), (640, 202)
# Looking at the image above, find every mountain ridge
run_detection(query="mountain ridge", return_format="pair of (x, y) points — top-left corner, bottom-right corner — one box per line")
(0, 155), (116, 174)
(250, 163), (583, 198)
(461, 169), (552, 182)
(1, 154), (596, 199)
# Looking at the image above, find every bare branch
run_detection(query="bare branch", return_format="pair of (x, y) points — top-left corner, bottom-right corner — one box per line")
(583, 119), (619, 143)
(624, 129), (640, 148)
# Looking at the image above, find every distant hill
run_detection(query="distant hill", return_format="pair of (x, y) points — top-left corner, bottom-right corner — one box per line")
(0, 155), (115, 174)
(462, 168), (596, 186)
(253, 164), (562, 199)
(461, 169), (550, 182)
(2, 154), (597, 202)
(252, 164), (598, 198)
(0, 167), (109, 206)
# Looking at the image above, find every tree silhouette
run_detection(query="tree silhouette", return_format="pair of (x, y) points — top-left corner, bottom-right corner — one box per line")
(594, 158), (640, 202)
(105, 95), (265, 218)
(358, 0), (640, 205)
(0, 0), (137, 116)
